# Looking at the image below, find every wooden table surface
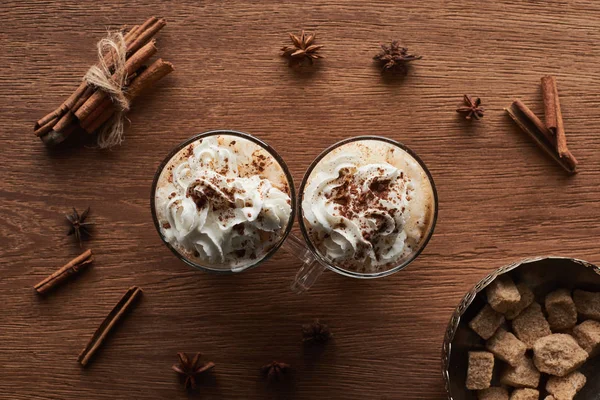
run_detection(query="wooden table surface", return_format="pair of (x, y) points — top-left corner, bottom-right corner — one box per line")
(2, 1), (600, 399)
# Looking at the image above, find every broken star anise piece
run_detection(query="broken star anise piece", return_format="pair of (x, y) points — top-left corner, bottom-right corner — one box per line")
(261, 361), (291, 383)
(172, 352), (215, 390)
(456, 94), (485, 120)
(281, 30), (324, 67)
(66, 207), (93, 247)
(302, 319), (332, 344)
(373, 41), (422, 74)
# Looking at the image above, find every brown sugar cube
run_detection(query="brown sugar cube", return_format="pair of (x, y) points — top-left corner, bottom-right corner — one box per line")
(467, 351), (495, 390)
(572, 320), (600, 355)
(500, 356), (540, 389)
(546, 370), (586, 400)
(544, 397), (556, 400)
(486, 275), (522, 313)
(505, 283), (535, 320)
(532, 334), (588, 377)
(509, 389), (539, 400)
(573, 290), (600, 321)
(470, 304), (506, 340)
(512, 302), (552, 348)
(478, 387), (509, 400)
(486, 329), (527, 366)
(545, 289), (577, 331)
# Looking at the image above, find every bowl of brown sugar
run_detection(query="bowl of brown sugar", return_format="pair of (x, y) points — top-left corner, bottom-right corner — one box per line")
(443, 257), (600, 400)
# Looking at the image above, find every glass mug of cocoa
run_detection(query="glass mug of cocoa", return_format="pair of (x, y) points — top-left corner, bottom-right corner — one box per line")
(286, 136), (438, 293)
(151, 130), (296, 273)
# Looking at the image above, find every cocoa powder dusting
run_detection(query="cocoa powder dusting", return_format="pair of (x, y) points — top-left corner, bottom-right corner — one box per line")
(251, 151), (269, 174)
(187, 179), (239, 215)
(321, 167), (405, 246)
(232, 223), (245, 235)
(234, 249), (246, 258)
(369, 178), (391, 194)
(184, 144), (194, 158)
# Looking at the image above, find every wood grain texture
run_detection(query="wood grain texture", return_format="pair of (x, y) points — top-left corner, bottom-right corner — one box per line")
(1, 1), (600, 398)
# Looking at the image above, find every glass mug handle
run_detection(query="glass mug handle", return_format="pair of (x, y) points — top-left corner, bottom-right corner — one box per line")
(282, 234), (327, 294)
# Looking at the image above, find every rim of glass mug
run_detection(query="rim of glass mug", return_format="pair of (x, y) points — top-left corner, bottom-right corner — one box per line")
(296, 135), (438, 279)
(150, 130), (297, 274)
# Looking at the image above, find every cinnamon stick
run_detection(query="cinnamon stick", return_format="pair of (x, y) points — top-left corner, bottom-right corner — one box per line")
(541, 76), (558, 135)
(83, 59), (174, 133)
(505, 100), (577, 174)
(127, 59), (174, 98)
(34, 82), (88, 130)
(34, 115), (58, 137)
(541, 76), (570, 157)
(130, 17), (157, 42)
(34, 249), (94, 295)
(35, 17), (169, 145)
(123, 25), (140, 42)
(53, 112), (75, 135)
(137, 17), (159, 34)
(35, 109), (62, 132)
(52, 85), (96, 134)
(75, 39), (158, 125)
(79, 97), (113, 131)
(102, 22), (150, 75)
(78, 286), (143, 367)
(45, 57), (170, 144)
(513, 100), (554, 144)
(122, 17), (155, 48)
(78, 68), (146, 131)
(82, 103), (120, 134)
(127, 18), (165, 56)
(36, 17), (159, 134)
(52, 32), (157, 136)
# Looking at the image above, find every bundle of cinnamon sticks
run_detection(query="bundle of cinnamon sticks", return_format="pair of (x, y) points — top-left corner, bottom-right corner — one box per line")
(506, 76), (578, 174)
(34, 17), (173, 147)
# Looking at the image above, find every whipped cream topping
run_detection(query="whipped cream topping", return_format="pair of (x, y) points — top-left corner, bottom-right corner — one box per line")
(302, 140), (434, 273)
(155, 135), (292, 271)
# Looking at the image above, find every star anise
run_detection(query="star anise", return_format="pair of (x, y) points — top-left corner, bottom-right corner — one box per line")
(302, 319), (332, 344)
(172, 352), (215, 390)
(261, 361), (291, 382)
(373, 41), (422, 74)
(456, 94), (484, 120)
(66, 207), (93, 247)
(281, 30), (324, 66)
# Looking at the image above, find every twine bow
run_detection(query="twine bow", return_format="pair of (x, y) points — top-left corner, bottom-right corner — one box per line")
(83, 31), (130, 148)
